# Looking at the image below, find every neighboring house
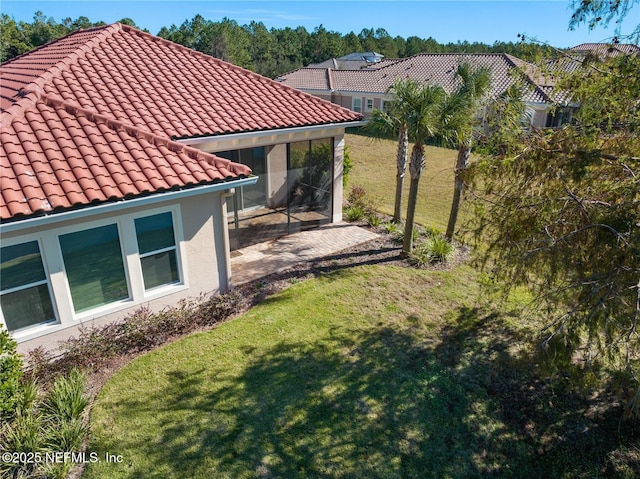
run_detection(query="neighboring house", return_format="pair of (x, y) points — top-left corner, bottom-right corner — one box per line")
(547, 42), (640, 75)
(537, 43), (640, 125)
(0, 23), (363, 348)
(309, 52), (386, 70)
(569, 42), (640, 57)
(277, 53), (572, 128)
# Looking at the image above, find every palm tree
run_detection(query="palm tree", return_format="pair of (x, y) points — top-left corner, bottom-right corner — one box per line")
(365, 79), (421, 223)
(439, 63), (492, 240)
(403, 84), (446, 255)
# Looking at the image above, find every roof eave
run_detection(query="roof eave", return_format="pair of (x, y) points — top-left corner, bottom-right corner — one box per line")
(0, 176), (257, 234)
(176, 121), (366, 149)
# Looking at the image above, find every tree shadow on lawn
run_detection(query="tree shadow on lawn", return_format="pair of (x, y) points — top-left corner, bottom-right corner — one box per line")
(434, 307), (640, 478)
(99, 308), (639, 478)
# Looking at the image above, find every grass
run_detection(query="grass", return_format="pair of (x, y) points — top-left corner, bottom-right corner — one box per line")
(345, 132), (460, 231)
(84, 265), (638, 478)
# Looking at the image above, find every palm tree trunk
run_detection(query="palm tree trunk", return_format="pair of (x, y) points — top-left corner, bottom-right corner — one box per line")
(393, 128), (409, 223)
(446, 145), (471, 240)
(403, 144), (425, 255)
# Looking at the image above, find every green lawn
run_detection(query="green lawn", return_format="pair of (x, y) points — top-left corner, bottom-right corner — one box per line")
(85, 265), (636, 478)
(346, 132), (460, 231)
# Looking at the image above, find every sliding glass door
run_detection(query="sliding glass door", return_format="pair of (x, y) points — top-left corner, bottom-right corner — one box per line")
(223, 139), (334, 250)
(287, 138), (333, 233)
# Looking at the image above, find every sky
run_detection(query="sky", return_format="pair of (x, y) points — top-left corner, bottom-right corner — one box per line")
(2, 0), (639, 48)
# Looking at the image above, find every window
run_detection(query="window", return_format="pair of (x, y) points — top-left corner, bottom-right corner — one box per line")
(135, 212), (180, 291)
(352, 98), (362, 113)
(365, 98), (374, 112)
(546, 108), (571, 128)
(59, 224), (129, 313)
(382, 100), (392, 114)
(1, 241), (55, 332)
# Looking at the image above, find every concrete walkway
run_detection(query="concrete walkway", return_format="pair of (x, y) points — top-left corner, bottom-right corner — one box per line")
(231, 222), (379, 285)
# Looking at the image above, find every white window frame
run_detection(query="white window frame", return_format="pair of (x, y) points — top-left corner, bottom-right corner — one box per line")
(2, 205), (188, 338)
(57, 218), (133, 319)
(365, 98), (374, 112)
(55, 206), (188, 318)
(132, 209), (184, 295)
(352, 98), (362, 113)
(0, 238), (58, 334)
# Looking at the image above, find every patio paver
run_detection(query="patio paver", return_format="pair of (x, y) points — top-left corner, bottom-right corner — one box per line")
(231, 222), (379, 285)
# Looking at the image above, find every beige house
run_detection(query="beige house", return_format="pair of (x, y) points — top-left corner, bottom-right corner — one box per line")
(278, 52), (570, 128)
(0, 24), (363, 350)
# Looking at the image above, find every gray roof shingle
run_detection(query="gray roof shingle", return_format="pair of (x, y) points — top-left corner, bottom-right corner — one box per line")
(279, 53), (552, 104)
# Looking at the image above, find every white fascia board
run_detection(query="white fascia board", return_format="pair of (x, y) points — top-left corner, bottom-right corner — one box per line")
(334, 90), (390, 97)
(0, 177), (257, 235)
(177, 122), (366, 153)
(299, 88), (391, 97)
(177, 121), (366, 149)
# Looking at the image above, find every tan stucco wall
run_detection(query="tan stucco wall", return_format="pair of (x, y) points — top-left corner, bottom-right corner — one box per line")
(11, 190), (229, 353)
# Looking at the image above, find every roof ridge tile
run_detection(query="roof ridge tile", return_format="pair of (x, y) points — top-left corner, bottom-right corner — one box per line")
(1, 24), (120, 119)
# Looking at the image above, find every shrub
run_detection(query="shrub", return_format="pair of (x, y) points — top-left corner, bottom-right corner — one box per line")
(27, 290), (244, 381)
(385, 222), (418, 245)
(383, 221), (399, 235)
(367, 214), (382, 227)
(0, 370), (89, 479)
(1, 408), (44, 478)
(343, 146), (353, 186)
(428, 236), (455, 262)
(41, 369), (88, 423)
(423, 224), (444, 239)
(347, 184), (368, 208)
(344, 205), (365, 222)
(347, 184), (379, 212)
(0, 326), (23, 421)
(411, 236), (455, 266)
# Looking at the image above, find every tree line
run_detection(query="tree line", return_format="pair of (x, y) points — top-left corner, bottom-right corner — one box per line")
(1, 11), (555, 77)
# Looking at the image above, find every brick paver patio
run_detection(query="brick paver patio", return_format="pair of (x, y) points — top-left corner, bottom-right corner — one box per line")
(231, 222), (379, 285)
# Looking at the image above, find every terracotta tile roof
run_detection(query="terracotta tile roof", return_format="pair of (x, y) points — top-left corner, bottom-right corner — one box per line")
(278, 53), (552, 104)
(1, 23), (361, 138)
(0, 28), (109, 112)
(1, 91), (251, 220)
(1, 23), (361, 221)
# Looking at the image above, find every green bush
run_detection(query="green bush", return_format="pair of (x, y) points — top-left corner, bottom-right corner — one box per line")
(1, 408), (45, 478)
(385, 223), (418, 245)
(344, 205), (365, 222)
(367, 214), (382, 227)
(0, 326), (23, 421)
(343, 145), (353, 186)
(41, 369), (89, 423)
(411, 236), (455, 265)
(383, 221), (400, 235)
(423, 224), (444, 239)
(0, 370), (89, 479)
